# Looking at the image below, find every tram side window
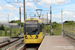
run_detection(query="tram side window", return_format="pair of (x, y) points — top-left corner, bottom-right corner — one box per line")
(40, 25), (42, 32)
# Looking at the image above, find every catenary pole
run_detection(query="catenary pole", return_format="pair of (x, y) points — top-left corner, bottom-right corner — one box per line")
(19, 7), (21, 34)
(7, 14), (9, 28)
(50, 6), (52, 35)
(47, 13), (48, 29)
(61, 9), (63, 36)
(23, 0), (25, 21)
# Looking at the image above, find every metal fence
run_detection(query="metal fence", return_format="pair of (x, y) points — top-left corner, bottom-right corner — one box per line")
(0, 30), (20, 37)
(64, 27), (75, 39)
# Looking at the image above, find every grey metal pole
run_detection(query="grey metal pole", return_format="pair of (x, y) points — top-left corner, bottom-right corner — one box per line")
(34, 14), (36, 17)
(39, 16), (40, 19)
(23, 0), (25, 21)
(61, 9), (63, 36)
(42, 14), (43, 22)
(23, 0), (25, 35)
(19, 7), (21, 34)
(50, 6), (52, 35)
(25, 13), (27, 19)
(8, 14), (9, 28)
(47, 13), (48, 29)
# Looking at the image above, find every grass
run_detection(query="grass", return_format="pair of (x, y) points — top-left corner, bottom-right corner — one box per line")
(0, 27), (24, 37)
(43, 25), (62, 35)
(52, 28), (61, 35)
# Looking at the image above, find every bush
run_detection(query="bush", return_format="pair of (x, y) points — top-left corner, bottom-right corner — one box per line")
(64, 21), (75, 25)
(52, 22), (59, 28)
(6, 27), (10, 30)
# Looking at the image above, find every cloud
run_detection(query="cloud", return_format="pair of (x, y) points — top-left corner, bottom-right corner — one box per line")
(14, 16), (24, 22)
(52, 10), (75, 22)
(15, 16), (19, 20)
(14, 3), (23, 7)
(21, 17), (24, 22)
(26, 2), (37, 9)
(54, 4), (75, 10)
(40, 10), (75, 23)
(5, 4), (18, 11)
(38, 0), (70, 7)
(0, 6), (2, 10)
(14, 17), (24, 22)
(0, 3), (18, 12)
(13, 2), (37, 9)
(0, 12), (18, 22)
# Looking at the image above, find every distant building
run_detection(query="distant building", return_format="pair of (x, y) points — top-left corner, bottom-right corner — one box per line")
(40, 18), (49, 24)
(9, 23), (20, 28)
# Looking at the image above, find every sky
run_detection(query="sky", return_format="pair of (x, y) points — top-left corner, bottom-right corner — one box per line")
(0, 0), (75, 23)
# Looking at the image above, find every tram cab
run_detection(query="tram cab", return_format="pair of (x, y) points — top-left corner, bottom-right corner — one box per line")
(24, 18), (43, 44)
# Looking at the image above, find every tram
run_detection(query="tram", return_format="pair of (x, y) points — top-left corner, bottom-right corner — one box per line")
(24, 18), (43, 44)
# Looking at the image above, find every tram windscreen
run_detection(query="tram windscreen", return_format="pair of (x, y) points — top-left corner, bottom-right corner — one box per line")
(24, 21), (39, 35)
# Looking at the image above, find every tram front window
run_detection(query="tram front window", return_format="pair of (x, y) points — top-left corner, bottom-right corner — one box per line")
(25, 24), (39, 35)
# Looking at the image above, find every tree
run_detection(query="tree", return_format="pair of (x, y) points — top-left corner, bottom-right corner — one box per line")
(42, 23), (45, 29)
(9, 20), (15, 23)
(21, 23), (24, 27)
(0, 25), (5, 30)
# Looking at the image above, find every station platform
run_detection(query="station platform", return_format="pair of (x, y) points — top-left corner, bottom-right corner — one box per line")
(38, 36), (75, 50)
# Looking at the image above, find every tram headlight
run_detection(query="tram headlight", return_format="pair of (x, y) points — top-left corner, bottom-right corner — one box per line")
(35, 35), (38, 39)
(25, 36), (28, 39)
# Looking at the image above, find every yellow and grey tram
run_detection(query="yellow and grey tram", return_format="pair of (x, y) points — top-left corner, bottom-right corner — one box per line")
(24, 18), (43, 44)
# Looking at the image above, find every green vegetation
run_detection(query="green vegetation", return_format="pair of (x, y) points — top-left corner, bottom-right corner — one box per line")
(42, 21), (75, 35)
(64, 21), (75, 33)
(0, 25), (5, 30)
(0, 20), (24, 37)
(42, 22), (61, 35)
(64, 21), (75, 25)
(9, 20), (24, 27)
(0, 20), (75, 37)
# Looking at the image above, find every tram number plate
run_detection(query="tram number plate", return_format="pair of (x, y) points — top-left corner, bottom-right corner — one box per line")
(30, 37), (33, 39)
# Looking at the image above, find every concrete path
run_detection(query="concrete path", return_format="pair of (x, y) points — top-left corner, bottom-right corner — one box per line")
(38, 36), (75, 50)
(0, 37), (10, 43)
(19, 34), (23, 37)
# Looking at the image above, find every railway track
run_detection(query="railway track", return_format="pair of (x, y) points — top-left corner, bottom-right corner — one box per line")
(23, 44), (39, 50)
(6, 40), (24, 50)
(0, 38), (24, 50)
(0, 38), (20, 48)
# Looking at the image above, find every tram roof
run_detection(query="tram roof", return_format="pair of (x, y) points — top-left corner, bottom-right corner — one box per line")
(24, 18), (42, 23)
